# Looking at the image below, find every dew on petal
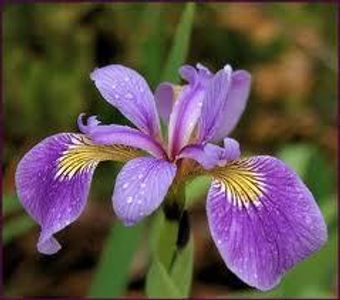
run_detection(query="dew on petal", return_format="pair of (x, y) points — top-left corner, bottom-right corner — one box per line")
(126, 93), (133, 99)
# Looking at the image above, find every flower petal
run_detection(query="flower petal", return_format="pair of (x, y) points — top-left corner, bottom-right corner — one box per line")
(78, 114), (167, 159)
(112, 157), (176, 225)
(90, 65), (161, 138)
(178, 138), (241, 170)
(15, 133), (139, 254)
(206, 155), (327, 290)
(198, 65), (233, 142)
(213, 70), (251, 141)
(154, 82), (174, 124)
(168, 65), (212, 158)
(198, 67), (251, 143)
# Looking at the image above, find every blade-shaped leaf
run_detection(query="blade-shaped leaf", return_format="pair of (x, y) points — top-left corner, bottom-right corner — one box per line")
(278, 143), (334, 201)
(146, 256), (181, 298)
(3, 215), (36, 244)
(161, 3), (196, 83)
(88, 222), (144, 297)
(146, 210), (194, 298)
(3, 194), (22, 215)
(169, 236), (194, 296)
(137, 3), (165, 88)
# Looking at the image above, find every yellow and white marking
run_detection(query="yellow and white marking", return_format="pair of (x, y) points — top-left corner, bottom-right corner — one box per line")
(211, 159), (267, 209)
(55, 135), (141, 181)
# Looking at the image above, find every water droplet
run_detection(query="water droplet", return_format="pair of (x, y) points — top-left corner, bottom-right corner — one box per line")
(217, 239), (222, 245)
(124, 77), (129, 82)
(198, 101), (203, 107)
(127, 196), (133, 204)
(137, 200), (142, 204)
(138, 174), (143, 179)
(126, 93), (133, 99)
(123, 183), (129, 189)
(112, 84), (116, 89)
(114, 94), (119, 99)
(141, 183), (146, 188)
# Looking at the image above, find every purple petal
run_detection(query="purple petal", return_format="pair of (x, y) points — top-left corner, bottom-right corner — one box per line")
(90, 65), (161, 138)
(15, 133), (98, 254)
(78, 114), (167, 159)
(206, 155), (327, 290)
(198, 67), (251, 143)
(168, 65), (212, 158)
(154, 82), (174, 123)
(112, 157), (176, 225)
(198, 65), (233, 142)
(213, 70), (251, 141)
(177, 138), (240, 170)
(179, 65), (198, 84)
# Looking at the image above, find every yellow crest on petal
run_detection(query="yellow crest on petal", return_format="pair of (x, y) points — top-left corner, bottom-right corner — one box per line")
(210, 158), (266, 209)
(55, 134), (142, 180)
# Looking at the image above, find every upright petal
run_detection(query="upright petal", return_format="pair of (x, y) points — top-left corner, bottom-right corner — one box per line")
(154, 82), (174, 124)
(198, 67), (251, 143)
(198, 65), (233, 142)
(15, 133), (140, 254)
(112, 157), (176, 225)
(90, 65), (161, 138)
(78, 114), (167, 159)
(206, 156), (327, 290)
(212, 70), (251, 142)
(168, 65), (212, 158)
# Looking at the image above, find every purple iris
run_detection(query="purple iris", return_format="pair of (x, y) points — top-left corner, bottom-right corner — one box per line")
(15, 63), (327, 291)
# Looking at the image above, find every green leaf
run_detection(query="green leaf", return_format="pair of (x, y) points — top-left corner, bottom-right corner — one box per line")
(146, 257), (181, 298)
(137, 4), (165, 88)
(161, 3), (196, 83)
(3, 215), (36, 244)
(88, 222), (144, 297)
(277, 143), (335, 201)
(147, 211), (194, 298)
(185, 175), (211, 208)
(170, 237), (194, 296)
(277, 144), (315, 178)
(3, 194), (22, 215)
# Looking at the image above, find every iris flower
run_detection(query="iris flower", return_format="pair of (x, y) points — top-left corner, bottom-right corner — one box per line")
(16, 63), (327, 291)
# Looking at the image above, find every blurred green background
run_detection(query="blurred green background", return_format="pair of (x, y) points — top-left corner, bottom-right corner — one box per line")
(3, 3), (337, 298)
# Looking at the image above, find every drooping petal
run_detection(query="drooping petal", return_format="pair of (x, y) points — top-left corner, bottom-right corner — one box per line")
(168, 65), (212, 158)
(198, 67), (251, 143)
(90, 65), (161, 138)
(112, 157), (176, 225)
(78, 114), (167, 159)
(206, 156), (327, 290)
(177, 138), (240, 170)
(15, 133), (140, 254)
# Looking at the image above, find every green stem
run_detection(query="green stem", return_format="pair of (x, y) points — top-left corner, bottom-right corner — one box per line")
(162, 199), (190, 273)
